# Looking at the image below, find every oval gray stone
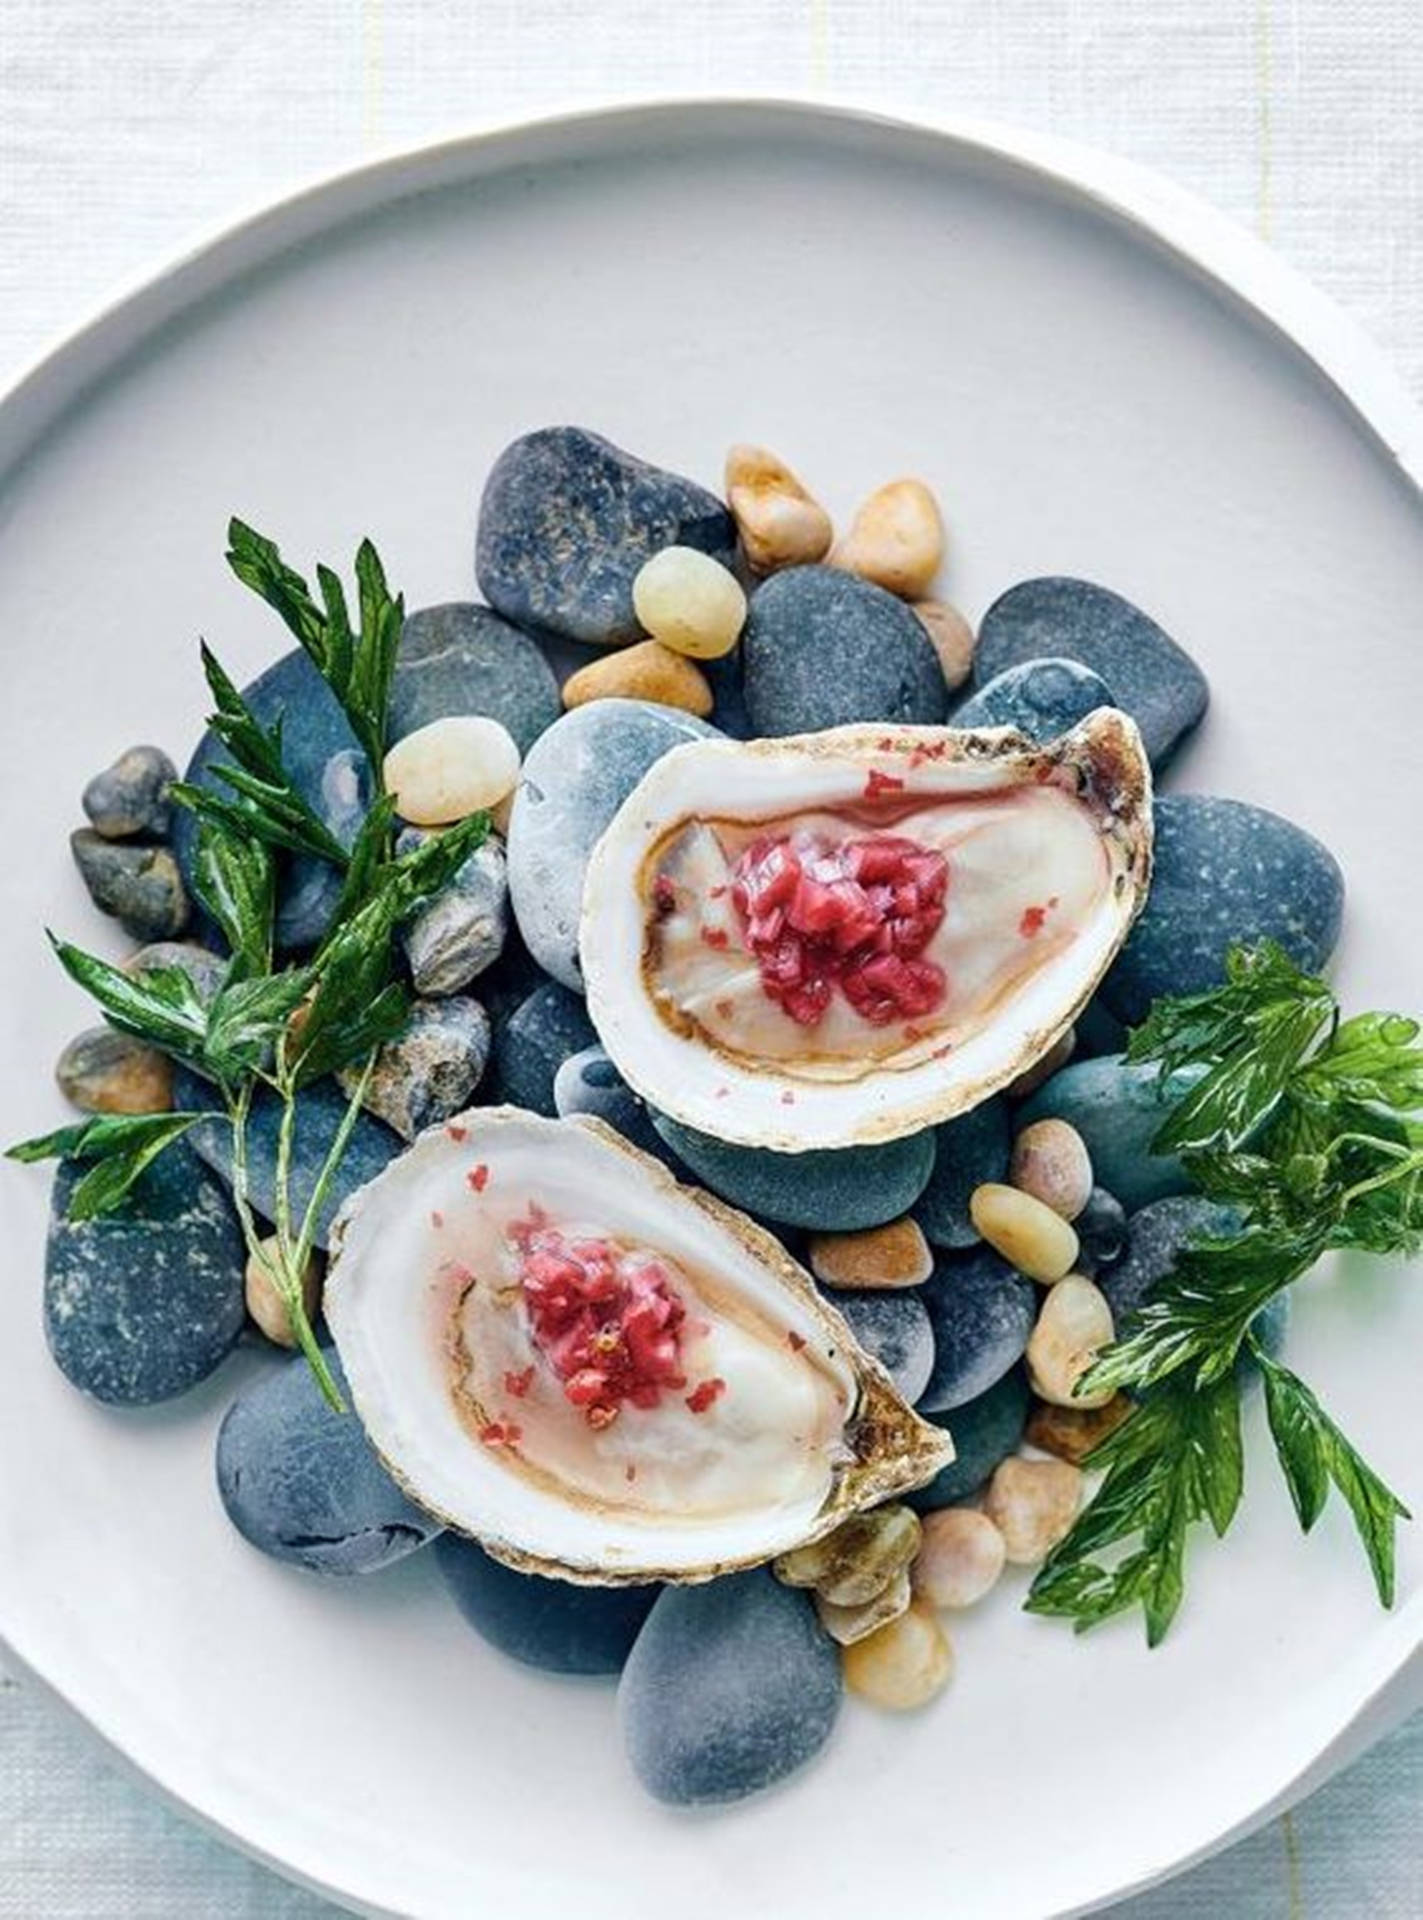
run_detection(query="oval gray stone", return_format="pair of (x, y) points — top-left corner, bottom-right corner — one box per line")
(390, 602), (561, 754)
(436, 1534), (659, 1674)
(918, 1246), (1037, 1412)
(400, 833), (509, 995)
(648, 1114), (937, 1231)
(832, 1289), (934, 1404)
(70, 832), (190, 941)
(913, 1098), (1011, 1250)
(81, 744), (177, 840)
(908, 1367), (1031, 1511)
(1018, 1054), (1206, 1212)
(337, 996), (491, 1141)
(491, 981), (598, 1117)
(949, 656), (1115, 742)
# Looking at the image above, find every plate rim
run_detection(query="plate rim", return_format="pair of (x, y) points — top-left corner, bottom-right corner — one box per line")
(2, 93), (1421, 1920)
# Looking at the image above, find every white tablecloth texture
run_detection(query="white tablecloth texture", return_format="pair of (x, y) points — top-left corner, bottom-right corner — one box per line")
(2, 4), (1421, 1915)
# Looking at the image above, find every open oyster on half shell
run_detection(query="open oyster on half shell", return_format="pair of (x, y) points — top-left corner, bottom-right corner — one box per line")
(325, 1108), (950, 1584)
(581, 711), (1153, 1149)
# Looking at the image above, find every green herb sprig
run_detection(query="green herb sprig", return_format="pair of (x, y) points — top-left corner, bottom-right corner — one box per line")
(1027, 942), (1419, 1643)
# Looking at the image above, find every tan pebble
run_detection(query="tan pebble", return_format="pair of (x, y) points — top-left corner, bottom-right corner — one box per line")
(1009, 1117), (1094, 1221)
(773, 1503), (921, 1607)
(984, 1457), (1083, 1564)
(245, 1236), (323, 1348)
(632, 547), (746, 659)
(913, 600), (977, 691)
(1004, 1028), (1076, 1101)
(831, 479), (945, 599)
(1027, 1274), (1116, 1409)
(55, 1027), (173, 1115)
(969, 1182), (1079, 1283)
(807, 1217), (933, 1291)
(384, 716), (521, 825)
(912, 1508), (1007, 1609)
(561, 640), (713, 718)
(843, 1601), (954, 1711)
(815, 1567), (912, 1646)
(725, 444), (833, 574)
(1026, 1393), (1132, 1465)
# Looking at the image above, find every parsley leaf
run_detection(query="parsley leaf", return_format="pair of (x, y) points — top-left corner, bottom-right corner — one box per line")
(6, 1110), (217, 1220)
(191, 816), (275, 979)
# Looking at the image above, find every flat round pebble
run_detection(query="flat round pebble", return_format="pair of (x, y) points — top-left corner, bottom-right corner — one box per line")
(742, 565), (948, 736)
(45, 1144), (245, 1405)
(1100, 795), (1345, 1026)
(552, 1045), (676, 1165)
(974, 577), (1209, 766)
(385, 715), (521, 826)
(969, 1183), (1079, 1284)
(807, 1217), (933, 1290)
(632, 546), (746, 659)
(399, 833), (509, 995)
(435, 1533), (659, 1674)
(618, 1568), (841, 1805)
(336, 996), (491, 1141)
(983, 1457), (1083, 1564)
(831, 1290), (935, 1404)
(216, 1351), (440, 1574)
(476, 426), (736, 648)
(1099, 1195), (1245, 1328)
(506, 697), (719, 990)
(648, 1114), (937, 1231)
(907, 1367), (1030, 1511)
(277, 747), (371, 951)
(842, 1600), (953, 1711)
(1018, 1055), (1205, 1212)
(918, 1246), (1037, 1412)
(56, 1027), (173, 1115)
(1072, 1186), (1129, 1276)
(913, 1097), (1012, 1250)
(1009, 1118), (1094, 1221)
(560, 639), (713, 717)
(912, 1508), (1007, 1609)
(81, 744), (176, 840)
(70, 831), (189, 941)
(390, 601), (561, 755)
(950, 657), (1115, 743)
(491, 981), (598, 1117)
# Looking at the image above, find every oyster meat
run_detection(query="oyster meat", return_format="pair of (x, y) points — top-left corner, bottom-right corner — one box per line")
(581, 711), (1152, 1148)
(325, 1108), (950, 1583)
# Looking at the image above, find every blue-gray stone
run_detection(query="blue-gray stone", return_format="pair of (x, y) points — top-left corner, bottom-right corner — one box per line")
(552, 1045), (678, 1166)
(476, 426), (735, 648)
(338, 996), (491, 1141)
(81, 744), (176, 840)
(907, 1367), (1031, 1511)
(472, 924), (548, 1035)
(913, 1098), (1011, 1250)
(491, 982), (598, 1117)
(702, 650), (754, 740)
(743, 565), (948, 736)
(1074, 994), (1129, 1060)
(70, 831), (190, 942)
(399, 832), (508, 995)
(176, 1069), (402, 1250)
(618, 1569), (841, 1806)
(1073, 1186), (1128, 1277)
(276, 747), (372, 952)
(126, 940), (227, 1005)
(1018, 1054), (1205, 1212)
(1100, 1195), (1246, 1328)
(974, 577), (1208, 765)
(648, 1115), (937, 1231)
(44, 1144), (244, 1406)
(918, 1246), (1037, 1412)
(1101, 795), (1345, 1027)
(390, 602), (561, 754)
(435, 1534), (659, 1675)
(950, 656), (1115, 742)
(216, 1351), (439, 1574)
(831, 1289), (934, 1404)
(506, 698), (719, 990)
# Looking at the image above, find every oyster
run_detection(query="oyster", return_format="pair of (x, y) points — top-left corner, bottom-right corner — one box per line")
(581, 711), (1152, 1149)
(325, 1108), (950, 1584)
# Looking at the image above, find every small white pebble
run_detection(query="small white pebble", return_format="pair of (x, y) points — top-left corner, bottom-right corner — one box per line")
(245, 1235), (322, 1348)
(384, 716), (521, 825)
(983, 1457), (1083, 1565)
(911, 1508), (1007, 1609)
(632, 546), (747, 659)
(970, 1182), (1079, 1283)
(842, 1601), (954, 1710)
(1027, 1274), (1116, 1409)
(1009, 1118), (1094, 1221)
(832, 479), (945, 599)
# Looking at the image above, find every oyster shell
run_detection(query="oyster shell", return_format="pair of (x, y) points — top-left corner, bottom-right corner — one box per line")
(325, 1108), (951, 1585)
(581, 711), (1152, 1149)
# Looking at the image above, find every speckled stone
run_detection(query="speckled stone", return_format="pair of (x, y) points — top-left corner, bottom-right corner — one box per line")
(742, 565), (948, 736)
(917, 1246), (1037, 1412)
(476, 427), (736, 648)
(70, 832), (190, 941)
(399, 832), (509, 995)
(276, 747), (372, 951)
(176, 1069), (402, 1250)
(552, 1045), (677, 1164)
(436, 1534), (659, 1674)
(907, 1367), (1031, 1511)
(974, 577), (1208, 766)
(949, 655), (1115, 743)
(506, 698), (719, 990)
(44, 1144), (245, 1405)
(1018, 1054), (1205, 1212)
(618, 1569), (841, 1806)
(336, 996), (490, 1140)
(1072, 1186), (1129, 1277)
(1101, 795), (1345, 1026)
(648, 1115), (937, 1232)
(216, 1351), (440, 1574)
(913, 1098), (1012, 1250)
(1100, 1195), (1246, 1327)
(491, 981), (598, 1117)
(831, 1289), (934, 1404)
(390, 602), (561, 754)
(81, 744), (176, 840)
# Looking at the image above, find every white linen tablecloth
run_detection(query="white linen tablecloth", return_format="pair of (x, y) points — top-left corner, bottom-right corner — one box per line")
(2, 4), (1420, 1914)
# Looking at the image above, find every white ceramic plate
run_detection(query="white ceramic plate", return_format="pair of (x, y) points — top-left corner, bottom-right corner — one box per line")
(1, 101), (1421, 1920)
